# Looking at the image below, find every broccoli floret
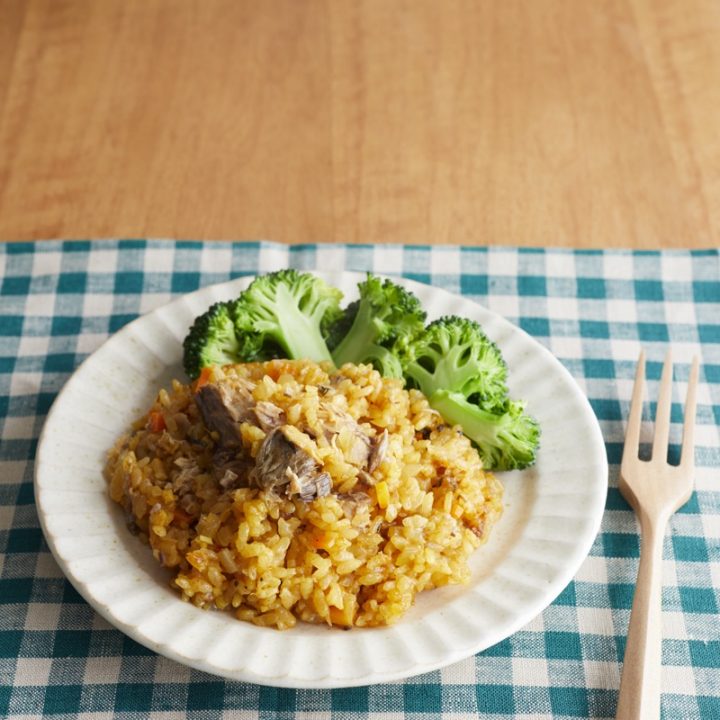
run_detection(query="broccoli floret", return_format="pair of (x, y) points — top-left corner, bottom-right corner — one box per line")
(403, 316), (507, 403)
(331, 274), (426, 378)
(235, 270), (342, 364)
(431, 391), (540, 471)
(403, 316), (539, 470)
(182, 301), (244, 379)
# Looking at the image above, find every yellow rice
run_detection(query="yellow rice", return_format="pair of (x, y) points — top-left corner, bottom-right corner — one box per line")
(105, 360), (503, 629)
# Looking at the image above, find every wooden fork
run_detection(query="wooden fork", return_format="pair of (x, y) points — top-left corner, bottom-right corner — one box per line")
(615, 350), (699, 720)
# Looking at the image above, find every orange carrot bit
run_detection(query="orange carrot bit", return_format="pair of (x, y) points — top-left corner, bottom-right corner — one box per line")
(194, 366), (214, 390)
(173, 508), (192, 525)
(148, 410), (166, 433)
(309, 529), (331, 550)
(329, 593), (357, 628)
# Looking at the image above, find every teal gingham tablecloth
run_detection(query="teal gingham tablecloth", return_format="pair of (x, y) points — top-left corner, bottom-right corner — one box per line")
(1, 240), (719, 719)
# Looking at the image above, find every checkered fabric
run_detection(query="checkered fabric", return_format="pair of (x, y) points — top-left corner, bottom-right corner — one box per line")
(1, 240), (719, 720)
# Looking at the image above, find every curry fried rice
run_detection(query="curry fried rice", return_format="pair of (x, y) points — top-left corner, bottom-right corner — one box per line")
(105, 360), (503, 629)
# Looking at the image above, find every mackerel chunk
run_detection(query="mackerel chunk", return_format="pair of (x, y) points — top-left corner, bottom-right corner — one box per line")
(194, 380), (255, 448)
(252, 426), (331, 501)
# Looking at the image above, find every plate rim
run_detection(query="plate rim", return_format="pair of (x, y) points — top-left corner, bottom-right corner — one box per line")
(35, 271), (608, 688)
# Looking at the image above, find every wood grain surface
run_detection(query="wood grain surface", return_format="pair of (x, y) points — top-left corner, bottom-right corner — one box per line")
(1, 0), (719, 247)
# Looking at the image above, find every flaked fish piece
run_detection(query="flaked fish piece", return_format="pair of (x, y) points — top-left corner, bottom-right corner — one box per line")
(252, 427), (318, 492)
(254, 401), (285, 432)
(338, 490), (371, 519)
(287, 468), (332, 502)
(368, 429), (389, 473)
(172, 456), (201, 496)
(217, 468), (239, 490)
(319, 407), (371, 467)
(174, 457), (199, 474)
(357, 469), (376, 486)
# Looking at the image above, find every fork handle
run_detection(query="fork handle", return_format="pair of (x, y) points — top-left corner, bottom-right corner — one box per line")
(616, 513), (667, 720)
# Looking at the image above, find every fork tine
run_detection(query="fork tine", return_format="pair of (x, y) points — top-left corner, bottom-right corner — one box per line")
(651, 350), (673, 462)
(622, 350), (646, 463)
(680, 356), (699, 470)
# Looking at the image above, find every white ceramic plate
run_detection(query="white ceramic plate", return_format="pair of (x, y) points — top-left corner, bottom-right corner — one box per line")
(35, 272), (607, 688)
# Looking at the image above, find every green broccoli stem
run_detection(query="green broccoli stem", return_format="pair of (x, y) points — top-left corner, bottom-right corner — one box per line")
(275, 310), (334, 364)
(358, 345), (404, 378)
(428, 389), (502, 444)
(331, 301), (377, 367)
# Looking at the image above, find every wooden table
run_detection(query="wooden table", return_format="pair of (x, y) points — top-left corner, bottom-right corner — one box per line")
(1, 0), (718, 248)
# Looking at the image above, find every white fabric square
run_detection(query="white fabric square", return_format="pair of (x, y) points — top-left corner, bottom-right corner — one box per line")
(661, 254), (694, 283)
(83, 656), (122, 685)
(575, 555), (609, 585)
(665, 301), (698, 327)
(23, 293), (56, 317)
(603, 253), (634, 280)
(258, 244), (290, 272)
(709, 561), (720, 589)
(0, 505), (13, 530)
(82, 292), (115, 320)
(576, 606), (615, 636)
(663, 611), (691, 640)
(200, 244), (233, 275)
(13, 658), (53, 687)
(546, 295), (579, 320)
(141, 245), (172, 275)
(32, 248), (63, 281)
(610, 338), (644, 363)
(545, 252), (577, 278)
(24, 603), (62, 631)
(583, 660), (620, 689)
(86, 246), (118, 275)
(662, 664), (697, 695)
(605, 298), (637, 324)
(524, 611), (546, 633)
(432, 247), (462, 276)
(34, 552), (65, 579)
(1, 415), (36, 441)
(373, 247), (404, 275)
(488, 249), (518, 278)
(701, 512), (720, 539)
(17, 335), (49, 358)
(511, 656), (550, 686)
(549, 335), (584, 362)
(696, 467), (719, 493)
(10, 370), (42, 396)
(316, 244), (348, 272)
